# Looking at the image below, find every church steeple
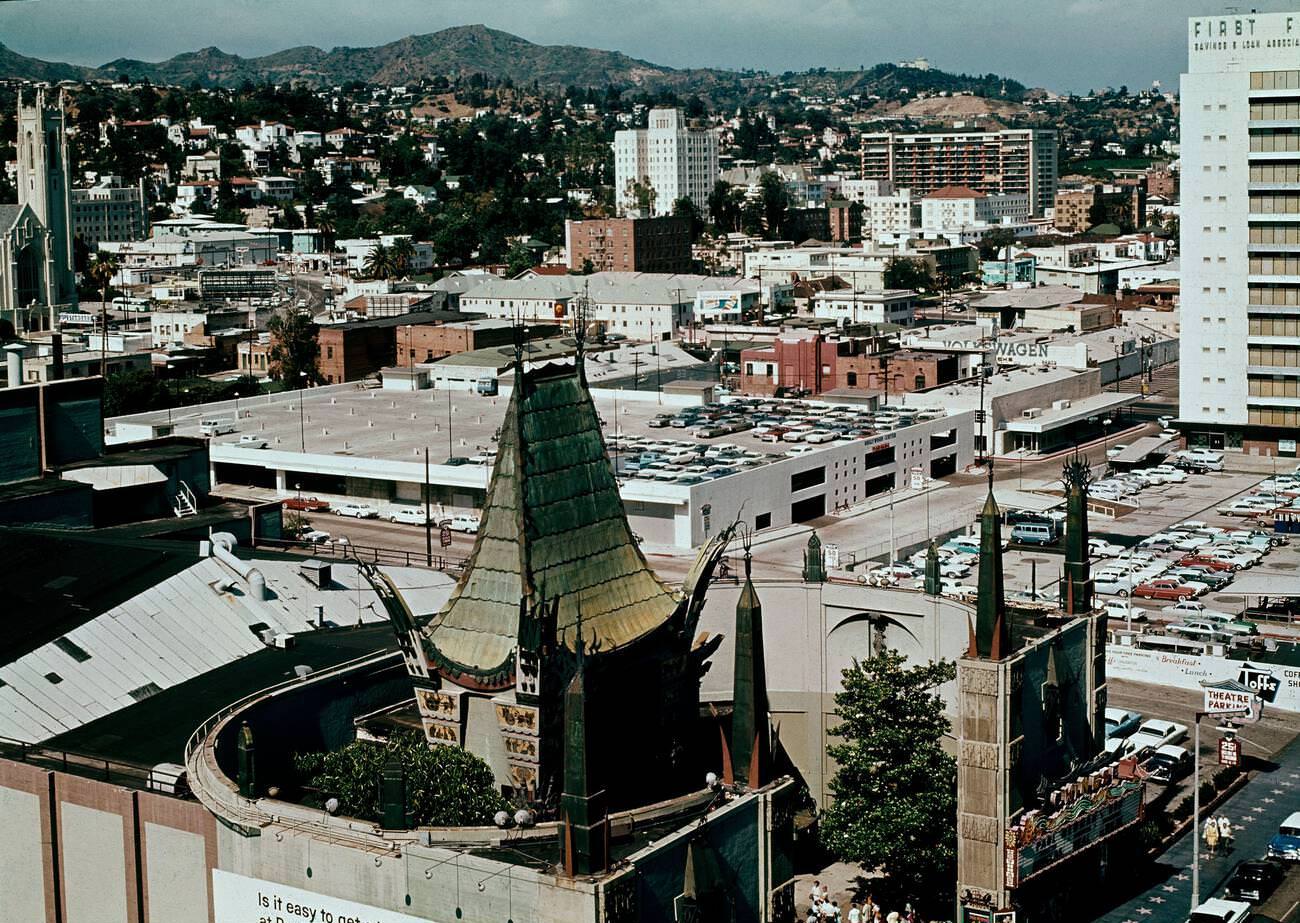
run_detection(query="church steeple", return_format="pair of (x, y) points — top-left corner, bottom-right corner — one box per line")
(16, 89), (75, 308)
(1060, 454), (1094, 615)
(730, 548), (770, 790)
(970, 482), (1011, 660)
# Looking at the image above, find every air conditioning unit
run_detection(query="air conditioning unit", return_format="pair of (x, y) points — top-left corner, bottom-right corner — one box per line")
(1023, 408), (1042, 419)
(272, 633), (295, 649)
(1052, 399), (1072, 410)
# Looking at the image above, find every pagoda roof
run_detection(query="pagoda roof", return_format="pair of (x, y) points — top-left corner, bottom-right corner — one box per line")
(421, 360), (681, 686)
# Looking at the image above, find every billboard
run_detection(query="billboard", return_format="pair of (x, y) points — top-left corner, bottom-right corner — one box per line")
(1106, 646), (1300, 713)
(213, 869), (429, 923)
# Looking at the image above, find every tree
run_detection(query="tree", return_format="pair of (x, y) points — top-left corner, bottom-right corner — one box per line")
(362, 243), (395, 280)
(977, 226), (1018, 262)
(267, 307), (321, 384)
(278, 203), (304, 230)
(389, 237), (417, 277)
(504, 241), (535, 277)
(883, 256), (934, 292)
(624, 177), (656, 216)
(672, 196), (704, 242)
(292, 730), (508, 827)
(758, 171), (791, 241)
(102, 367), (172, 417)
(820, 649), (957, 916)
(85, 254), (119, 377)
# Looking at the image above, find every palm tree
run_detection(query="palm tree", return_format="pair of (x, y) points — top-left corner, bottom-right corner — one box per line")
(363, 243), (394, 280)
(389, 237), (416, 278)
(85, 254), (119, 377)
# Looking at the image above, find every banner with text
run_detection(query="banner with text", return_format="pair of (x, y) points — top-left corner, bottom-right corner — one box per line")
(1106, 646), (1300, 712)
(213, 869), (435, 923)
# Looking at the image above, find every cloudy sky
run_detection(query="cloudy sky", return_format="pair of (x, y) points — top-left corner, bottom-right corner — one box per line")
(3, 0), (1297, 93)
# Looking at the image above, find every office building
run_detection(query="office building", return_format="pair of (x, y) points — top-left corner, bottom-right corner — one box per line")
(565, 216), (693, 273)
(70, 177), (148, 248)
(859, 129), (1059, 216)
(613, 108), (718, 217)
(1180, 10), (1300, 453)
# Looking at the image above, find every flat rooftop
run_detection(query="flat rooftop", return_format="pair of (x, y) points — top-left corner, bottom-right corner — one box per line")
(110, 372), (958, 487)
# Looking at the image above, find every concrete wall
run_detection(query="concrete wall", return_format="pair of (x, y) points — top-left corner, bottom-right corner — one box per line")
(696, 580), (974, 805)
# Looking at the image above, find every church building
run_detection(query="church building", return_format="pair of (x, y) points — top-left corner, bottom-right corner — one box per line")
(2, 90), (78, 332)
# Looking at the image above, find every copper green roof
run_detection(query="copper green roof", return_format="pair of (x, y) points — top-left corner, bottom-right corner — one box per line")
(421, 361), (681, 687)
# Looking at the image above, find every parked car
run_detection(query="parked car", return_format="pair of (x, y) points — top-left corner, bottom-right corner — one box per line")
(867, 563), (916, 586)
(1133, 578), (1203, 600)
(1011, 522), (1058, 545)
(1104, 707), (1143, 740)
(1095, 575), (1139, 597)
(1224, 860), (1284, 903)
(1177, 554), (1238, 572)
(1186, 898), (1251, 923)
(1106, 444), (1128, 460)
(300, 529), (331, 544)
(387, 507), (431, 526)
(284, 496), (330, 512)
(447, 514), (481, 534)
(334, 502), (379, 519)
(1139, 744), (1192, 784)
(1268, 813), (1300, 861)
(235, 434), (268, 449)
(1104, 600), (1148, 622)
(1089, 539), (1126, 558)
(1168, 567), (1234, 591)
(1170, 600), (1235, 621)
(1128, 718), (1189, 751)
(1167, 623), (1230, 644)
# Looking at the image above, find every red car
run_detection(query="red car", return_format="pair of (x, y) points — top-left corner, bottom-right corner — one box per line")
(1176, 555), (1236, 572)
(284, 496), (330, 512)
(1133, 578), (1198, 601)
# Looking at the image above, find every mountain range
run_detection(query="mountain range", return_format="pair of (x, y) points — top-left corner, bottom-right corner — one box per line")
(0, 24), (1025, 101)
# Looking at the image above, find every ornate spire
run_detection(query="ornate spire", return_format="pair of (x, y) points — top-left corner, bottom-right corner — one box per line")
(1060, 452), (1094, 615)
(924, 540), (941, 596)
(802, 531), (826, 583)
(971, 486), (1010, 660)
(561, 626), (608, 876)
(730, 537), (770, 790)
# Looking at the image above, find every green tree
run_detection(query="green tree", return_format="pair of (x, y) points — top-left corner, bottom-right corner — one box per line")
(362, 243), (395, 280)
(672, 196), (704, 242)
(292, 730), (508, 826)
(625, 177), (657, 216)
(758, 171), (791, 241)
(504, 241), (535, 277)
(977, 226), (1018, 262)
(389, 237), (417, 277)
(820, 649), (957, 915)
(102, 367), (172, 417)
(278, 203), (304, 230)
(267, 307), (321, 384)
(883, 256), (935, 292)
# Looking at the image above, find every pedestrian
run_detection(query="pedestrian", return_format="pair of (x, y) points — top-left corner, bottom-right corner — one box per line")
(1204, 816), (1220, 856)
(1217, 815), (1233, 850)
(810, 881), (823, 910)
(848, 901), (862, 923)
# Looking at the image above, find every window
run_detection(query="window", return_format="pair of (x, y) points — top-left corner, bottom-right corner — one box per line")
(128, 682), (162, 702)
(1250, 70), (1300, 90)
(791, 467), (826, 492)
(53, 637), (91, 662)
(45, 672), (62, 684)
(755, 512), (772, 530)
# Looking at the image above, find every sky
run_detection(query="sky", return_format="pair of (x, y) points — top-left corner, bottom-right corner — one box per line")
(2, 0), (1299, 94)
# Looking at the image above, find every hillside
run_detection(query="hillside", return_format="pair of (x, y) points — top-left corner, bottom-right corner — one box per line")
(89, 26), (680, 90)
(0, 42), (89, 83)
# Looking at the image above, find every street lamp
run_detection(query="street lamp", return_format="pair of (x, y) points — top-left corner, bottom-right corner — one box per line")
(1103, 416), (1113, 462)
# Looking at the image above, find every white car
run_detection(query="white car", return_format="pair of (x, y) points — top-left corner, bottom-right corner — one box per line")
(1128, 718), (1189, 751)
(1088, 539), (1126, 558)
(1095, 575), (1138, 597)
(940, 580), (978, 599)
(387, 507), (431, 526)
(300, 529), (331, 544)
(236, 434), (268, 449)
(448, 514), (481, 534)
(1169, 600), (1234, 621)
(1187, 898), (1250, 923)
(334, 502), (379, 519)
(1103, 600), (1148, 622)
(1147, 465), (1188, 484)
(1106, 444), (1128, 460)
(785, 445), (817, 457)
(867, 563), (916, 586)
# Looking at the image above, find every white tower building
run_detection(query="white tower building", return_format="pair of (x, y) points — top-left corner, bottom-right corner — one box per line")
(613, 108), (718, 218)
(1180, 11), (1300, 454)
(16, 89), (77, 308)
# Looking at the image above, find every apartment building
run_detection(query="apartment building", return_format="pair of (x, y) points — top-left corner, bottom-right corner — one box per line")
(613, 108), (719, 217)
(920, 185), (1031, 230)
(858, 129), (1059, 216)
(70, 177), (148, 248)
(564, 216), (692, 273)
(1180, 10), (1300, 454)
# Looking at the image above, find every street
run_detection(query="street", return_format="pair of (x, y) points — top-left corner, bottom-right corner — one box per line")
(1096, 732), (1300, 923)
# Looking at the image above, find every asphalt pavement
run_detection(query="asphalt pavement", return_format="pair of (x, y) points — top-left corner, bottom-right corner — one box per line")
(1095, 734), (1300, 923)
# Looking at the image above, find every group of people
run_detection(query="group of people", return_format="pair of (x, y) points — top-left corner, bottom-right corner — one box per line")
(1203, 814), (1234, 855)
(806, 881), (920, 923)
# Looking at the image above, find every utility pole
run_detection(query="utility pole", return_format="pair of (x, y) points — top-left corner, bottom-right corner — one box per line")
(447, 387), (453, 459)
(424, 446), (432, 567)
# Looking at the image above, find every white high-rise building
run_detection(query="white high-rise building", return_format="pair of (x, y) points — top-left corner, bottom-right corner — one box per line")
(613, 108), (718, 218)
(1180, 11), (1300, 454)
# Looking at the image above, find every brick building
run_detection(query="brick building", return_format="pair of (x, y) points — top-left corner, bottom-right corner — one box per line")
(392, 318), (562, 368)
(1053, 182), (1148, 234)
(564, 216), (692, 273)
(826, 199), (863, 242)
(739, 328), (960, 397)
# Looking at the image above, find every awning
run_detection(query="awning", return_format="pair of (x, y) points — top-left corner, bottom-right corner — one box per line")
(1219, 569), (1300, 597)
(1110, 435), (1177, 466)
